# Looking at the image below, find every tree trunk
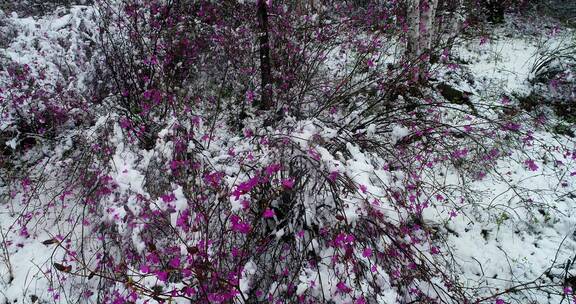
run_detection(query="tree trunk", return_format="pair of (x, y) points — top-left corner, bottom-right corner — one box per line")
(419, 0), (438, 57)
(257, 0), (272, 110)
(406, 0), (421, 59)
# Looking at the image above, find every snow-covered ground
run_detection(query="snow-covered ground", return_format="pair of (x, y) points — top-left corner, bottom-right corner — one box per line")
(431, 22), (576, 303)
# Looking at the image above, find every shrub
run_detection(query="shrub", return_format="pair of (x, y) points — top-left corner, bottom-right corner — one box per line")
(1, 1), (569, 303)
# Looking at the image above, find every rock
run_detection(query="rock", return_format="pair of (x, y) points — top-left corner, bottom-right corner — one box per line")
(436, 83), (478, 115)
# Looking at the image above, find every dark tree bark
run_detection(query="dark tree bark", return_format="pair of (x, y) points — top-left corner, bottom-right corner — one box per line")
(257, 0), (272, 110)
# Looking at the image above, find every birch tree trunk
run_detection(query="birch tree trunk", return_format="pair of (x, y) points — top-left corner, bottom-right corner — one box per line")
(419, 0), (438, 57)
(406, 0), (421, 59)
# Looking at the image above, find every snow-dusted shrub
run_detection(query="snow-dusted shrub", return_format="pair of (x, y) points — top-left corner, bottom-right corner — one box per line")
(527, 33), (576, 123)
(0, 0), (92, 17)
(535, 0), (576, 25)
(0, 6), (98, 158)
(0, 9), (17, 48)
